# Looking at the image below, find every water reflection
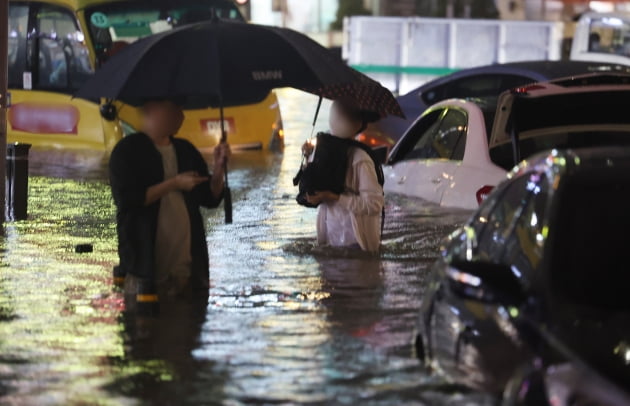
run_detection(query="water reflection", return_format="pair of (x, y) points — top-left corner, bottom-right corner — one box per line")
(319, 258), (384, 345)
(0, 89), (494, 405)
(105, 298), (229, 405)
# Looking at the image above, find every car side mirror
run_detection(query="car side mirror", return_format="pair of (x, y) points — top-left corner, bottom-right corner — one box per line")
(100, 102), (117, 121)
(446, 261), (525, 306)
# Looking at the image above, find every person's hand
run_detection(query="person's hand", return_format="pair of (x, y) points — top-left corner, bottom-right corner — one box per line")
(305, 191), (340, 205)
(213, 142), (231, 172)
(302, 140), (315, 158)
(174, 171), (208, 191)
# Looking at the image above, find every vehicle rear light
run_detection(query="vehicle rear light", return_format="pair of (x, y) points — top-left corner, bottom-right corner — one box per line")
(356, 132), (394, 149)
(476, 185), (494, 205)
(511, 84), (545, 94)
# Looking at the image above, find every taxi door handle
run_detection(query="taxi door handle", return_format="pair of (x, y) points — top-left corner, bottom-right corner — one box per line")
(398, 176), (406, 185)
(431, 177), (442, 184)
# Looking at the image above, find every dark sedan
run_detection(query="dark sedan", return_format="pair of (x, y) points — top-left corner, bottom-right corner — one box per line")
(360, 61), (630, 150)
(415, 147), (630, 405)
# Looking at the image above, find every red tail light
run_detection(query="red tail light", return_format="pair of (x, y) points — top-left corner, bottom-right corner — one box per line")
(476, 185), (494, 205)
(356, 132), (394, 149)
(511, 84), (545, 94)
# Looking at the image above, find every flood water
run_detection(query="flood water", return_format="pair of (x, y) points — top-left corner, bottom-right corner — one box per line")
(0, 90), (495, 405)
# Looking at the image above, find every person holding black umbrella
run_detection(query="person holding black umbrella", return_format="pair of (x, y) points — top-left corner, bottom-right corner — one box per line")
(110, 98), (231, 306)
(301, 99), (385, 253)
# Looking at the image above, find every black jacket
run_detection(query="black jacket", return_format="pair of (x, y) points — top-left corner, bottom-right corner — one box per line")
(109, 133), (222, 288)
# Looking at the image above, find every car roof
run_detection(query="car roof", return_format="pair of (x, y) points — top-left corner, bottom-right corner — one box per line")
(405, 60), (630, 97)
(492, 60), (630, 79)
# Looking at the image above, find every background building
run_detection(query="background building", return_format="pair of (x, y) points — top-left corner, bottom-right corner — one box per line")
(250, 0), (337, 32)
(249, 0), (630, 34)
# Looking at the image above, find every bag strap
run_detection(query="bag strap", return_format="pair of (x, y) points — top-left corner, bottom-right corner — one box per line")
(341, 138), (385, 186)
(342, 137), (386, 238)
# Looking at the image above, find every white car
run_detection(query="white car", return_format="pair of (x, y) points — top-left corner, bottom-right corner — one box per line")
(384, 73), (630, 209)
(384, 99), (504, 209)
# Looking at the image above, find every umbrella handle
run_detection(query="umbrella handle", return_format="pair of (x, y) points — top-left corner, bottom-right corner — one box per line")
(222, 142), (232, 224)
(223, 185), (233, 224)
(219, 100), (232, 223)
(305, 96), (323, 142)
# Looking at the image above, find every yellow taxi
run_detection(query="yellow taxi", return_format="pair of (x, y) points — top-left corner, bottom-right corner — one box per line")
(8, 0), (284, 151)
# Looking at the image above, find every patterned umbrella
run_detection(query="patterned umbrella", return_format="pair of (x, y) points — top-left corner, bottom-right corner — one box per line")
(313, 71), (405, 120)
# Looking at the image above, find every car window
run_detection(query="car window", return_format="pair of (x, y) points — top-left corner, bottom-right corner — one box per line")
(389, 109), (442, 163)
(501, 173), (549, 284)
(399, 109), (467, 161)
(470, 179), (511, 237)
(34, 4), (93, 91)
(586, 17), (630, 57)
(8, 4), (28, 89)
(476, 175), (532, 261)
(438, 109), (468, 160)
(550, 173), (630, 310)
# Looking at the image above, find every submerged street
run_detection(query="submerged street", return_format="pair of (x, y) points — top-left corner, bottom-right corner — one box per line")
(0, 90), (493, 405)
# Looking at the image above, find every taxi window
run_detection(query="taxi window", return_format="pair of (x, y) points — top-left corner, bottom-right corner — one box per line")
(587, 17), (630, 57)
(34, 4), (93, 91)
(8, 4), (28, 89)
(86, 0), (244, 66)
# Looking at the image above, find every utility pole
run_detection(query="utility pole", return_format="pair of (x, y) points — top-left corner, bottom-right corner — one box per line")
(0, 0), (8, 225)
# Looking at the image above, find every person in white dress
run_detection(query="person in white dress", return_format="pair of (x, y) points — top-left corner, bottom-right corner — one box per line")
(303, 100), (384, 253)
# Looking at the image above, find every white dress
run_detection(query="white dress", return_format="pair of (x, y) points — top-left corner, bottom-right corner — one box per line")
(316, 147), (384, 252)
(154, 144), (192, 294)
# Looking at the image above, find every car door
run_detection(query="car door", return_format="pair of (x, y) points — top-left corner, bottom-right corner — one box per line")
(384, 107), (467, 205)
(431, 175), (540, 390)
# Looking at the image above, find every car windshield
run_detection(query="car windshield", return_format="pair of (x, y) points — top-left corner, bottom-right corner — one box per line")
(85, 0), (243, 66)
(587, 16), (630, 57)
(551, 172), (630, 310)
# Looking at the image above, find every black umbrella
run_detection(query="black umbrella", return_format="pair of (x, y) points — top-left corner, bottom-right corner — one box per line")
(76, 18), (403, 223)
